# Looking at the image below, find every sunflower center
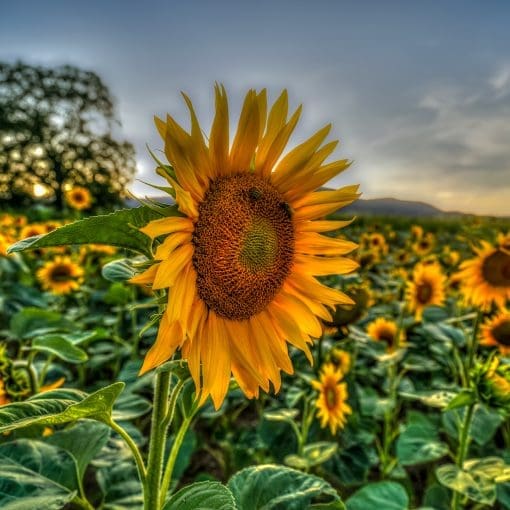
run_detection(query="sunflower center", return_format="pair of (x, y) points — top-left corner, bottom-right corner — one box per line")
(482, 250), (510, 287)
(325, 386), (337, 410)
(49, 265), (72, 282)
(378, 329), (395, 345)
(493, 320), (510, 346)
(192, 174), (294, 321)
(416, 283), (433, 304)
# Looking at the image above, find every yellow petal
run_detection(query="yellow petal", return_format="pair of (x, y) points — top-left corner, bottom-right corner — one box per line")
(200, 312), (231, 409)
(154, 232), (192, 260)
(295, 232), (358, 256)
(296, 218), (355, 233)
(129, 263), (159, 285)
(152, 244), (193, 290)
(140, 317), (182, 375)
(229, 89), (260, 173)
(272, 124), (331, 187)
(209, 84), (229, 178)
(293, 254), (359, 276)
(140, 217), (193, 239)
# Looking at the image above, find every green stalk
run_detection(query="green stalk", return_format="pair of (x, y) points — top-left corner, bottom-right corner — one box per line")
(108, 419), (147, 486)
(159, 415), (193, 506)
(144, 370), (171, 510)
(451, 309), (482, 510)
(451, 402), (475, 510)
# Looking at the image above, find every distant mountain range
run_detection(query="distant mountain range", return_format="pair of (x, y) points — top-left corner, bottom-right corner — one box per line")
(127, 196), (508, 219)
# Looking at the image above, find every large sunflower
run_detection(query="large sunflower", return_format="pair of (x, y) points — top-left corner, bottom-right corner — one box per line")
(130, 87), (359, 408)
(457, 236), (510, 310)
(406, 262), (446, 319)
(480, 310), (510, 356)
(311, 362), (352, 434)
(37, 256), (84, 294)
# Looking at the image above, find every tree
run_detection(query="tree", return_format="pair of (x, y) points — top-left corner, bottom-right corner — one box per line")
(0, 61), (136, 211)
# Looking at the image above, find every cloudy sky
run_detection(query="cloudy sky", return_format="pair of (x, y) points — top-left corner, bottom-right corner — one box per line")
(2, 0), (510, 215)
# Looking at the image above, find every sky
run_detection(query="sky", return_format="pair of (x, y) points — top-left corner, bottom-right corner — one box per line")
(1, 0), (510, 216)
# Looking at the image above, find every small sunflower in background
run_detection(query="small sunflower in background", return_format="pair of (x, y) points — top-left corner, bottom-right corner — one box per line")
(312, 363), (352, 435)
(412, 232), (435, 256)
(441, 247), (460, 268)
(367, 317), (404, 352)
(20, 223), (46, 240)
(0, 234), (11, 257)
(65, 186), (92, 210)
(130, 87), (359, 408)
(330, 348), (352, 375)
(480, 310), (510, 356)
(0, 377), (9, 406)
(457, 235), (510, 310)
(411, 224), (423, 240)
(406, 262), (446, 319)
(361, 232), (388, 255)
(37, 256), (84, 294)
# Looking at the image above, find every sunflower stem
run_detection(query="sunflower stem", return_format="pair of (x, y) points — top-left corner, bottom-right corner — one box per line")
(145, 370), (171, 510)
(451, 309), (482, 510)
(451, 402), (475, 510)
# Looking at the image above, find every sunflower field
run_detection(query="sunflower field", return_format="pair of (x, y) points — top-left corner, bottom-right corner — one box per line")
(0, 89), (510, 510)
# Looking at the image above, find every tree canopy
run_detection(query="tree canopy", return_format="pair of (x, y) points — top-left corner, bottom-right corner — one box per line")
(0, 61), (136, 211)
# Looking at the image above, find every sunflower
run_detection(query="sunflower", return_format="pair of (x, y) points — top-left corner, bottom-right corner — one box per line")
(130, 87), (359, 409)
(480, 310), (510, 356)
(412, 232), (435, 256)
(65, 186), (92, 210)
(37, 256), (84, 294)
(0, 234), (11, 257)
(311, 363), (352, 434)
(0, 377), (9, 406)
(406, 262), (446, 319)
(330, 348), (351, 375)
(361, 232), (388, 254)
(20, 223), (46, 240)
(367, 317), (403, 352)
(411, 225), (423, 240)
(456, 238), (510, 310)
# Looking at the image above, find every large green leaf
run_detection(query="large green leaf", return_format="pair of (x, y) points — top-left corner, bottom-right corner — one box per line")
(346, 482), (409, 510)
(97, 461), (143, 509)
(396, 412), (449, 466)
(285, 442), (338, 469)
(44, 420), (111, 481)
(32, 335), (88, 363)
(9, 308), (71, 339)
(228, 464), (344, 510)
(0, 382), (124, 433)
(0, 439), (78, 508)
(163, 481), (237, 510)
(8, 206), (178, 256)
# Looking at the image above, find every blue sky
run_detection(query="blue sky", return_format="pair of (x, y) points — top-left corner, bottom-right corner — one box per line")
(2, 0), (510, 215)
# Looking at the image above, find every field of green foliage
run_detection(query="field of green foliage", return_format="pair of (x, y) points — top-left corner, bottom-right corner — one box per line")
(0, 206), (509, 510)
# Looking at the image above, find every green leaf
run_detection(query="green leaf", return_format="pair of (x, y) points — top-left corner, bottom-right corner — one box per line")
(8, 206), (179, 256)
(285, 442), (338, 469)
(346, 482), (409, 510)
(396, 412), (449, 466)
(9, 308), (71, 339)
(0, 439), (78, 508)
(264, 408), (299, 423)
(228, 464), (344, 510)
(97, 461), (143, 509)
(0, 382), (125, 433)
(44, 420), (110, 482)
(445, 390), (476, 411)
(163, 481), (237, 510)
(112, 391), (152, 421)
(32, 335), (88, 363)
(102, 258), (139, 282)
(400, 390), (457, 409)
(436, 462), (497, 505)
